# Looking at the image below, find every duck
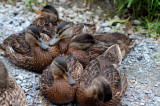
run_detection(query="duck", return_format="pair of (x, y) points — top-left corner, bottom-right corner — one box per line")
(48, 22), (97, 53)
(39, 54), (83, 104)
(67, 34), (109, 67)
(76, 44), (128, 106)
(0, 26), (60, 72)
(31, 5), (62, 42)
(32, 5), (97, 42)
(0, 59), (26, 106)
(94, 32), (136, 58)
(50, 22), (135, 60)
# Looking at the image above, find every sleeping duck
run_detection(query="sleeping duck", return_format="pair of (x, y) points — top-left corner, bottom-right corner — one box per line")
(0, 26), (60, 72)
(76, 44), (128, 106)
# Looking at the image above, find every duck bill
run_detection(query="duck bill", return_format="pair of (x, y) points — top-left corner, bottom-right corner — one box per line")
(63, 72), (75, 85)
(38, 38), (49, 50)
(49, 34), (60, 46)
(32, 6), (42, 14)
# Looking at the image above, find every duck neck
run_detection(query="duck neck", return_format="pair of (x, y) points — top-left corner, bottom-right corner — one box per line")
(77, 87), (97, 105)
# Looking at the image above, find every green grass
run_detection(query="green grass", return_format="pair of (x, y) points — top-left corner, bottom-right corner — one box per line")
(114, 0), (160, 37)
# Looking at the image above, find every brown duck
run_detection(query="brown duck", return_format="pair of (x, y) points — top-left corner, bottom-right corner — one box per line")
(94, 32), (136, 58)
(76, 44), (128, 106)
(0, 26), (60, 72)
(33, 5), (97, 43)
(48, 22), (98, 54)
(31, 5), (62, 42)
(0, 59), (26, 106)
(49, 22), (135, 62)
(67, 34), (109, 67)
(39, 55), (83, 104)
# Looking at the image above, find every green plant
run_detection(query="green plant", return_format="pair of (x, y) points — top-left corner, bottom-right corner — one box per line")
(114, 0), (160, 20)
(114, 0), (160, 37)
(8, 0), (14, 5)
(25, 0), (39, 11)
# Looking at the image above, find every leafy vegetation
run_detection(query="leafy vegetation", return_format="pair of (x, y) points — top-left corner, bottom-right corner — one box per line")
(114, 0), (160, 37)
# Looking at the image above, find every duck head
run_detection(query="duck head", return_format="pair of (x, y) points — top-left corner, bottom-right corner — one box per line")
(25, 26), (48, 50)
(50, 56), (75, 85)
(86, 77), (112, 102)
(69, 34), (95, 50)
(33, 5), (59, 23)
(0, 60), (9, 89)
(49, 22), (74, 46)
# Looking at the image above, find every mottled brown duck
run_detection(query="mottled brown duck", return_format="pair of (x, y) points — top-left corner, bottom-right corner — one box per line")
(0, 26), (60, 72)
(67, 34), (109, 67)
(48, 22), (98, 54)
(49, 22), (135, 62)
(39, 55), (83, 104)
(76, 44), (128, 106)
(0, 59), (26, 106)
(33, 5), (97, 43)
(31, 5), (62, 42)
(94, 32), (136, 58)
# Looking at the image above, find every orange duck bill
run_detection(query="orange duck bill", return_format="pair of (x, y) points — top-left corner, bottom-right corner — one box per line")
(32, 6), (42, 14)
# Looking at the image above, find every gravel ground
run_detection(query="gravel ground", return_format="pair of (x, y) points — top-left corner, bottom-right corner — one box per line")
(0, 1), (160, 106)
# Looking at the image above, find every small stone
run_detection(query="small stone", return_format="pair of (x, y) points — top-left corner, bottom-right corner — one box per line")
(143, 90), (151, 94)
(69, 13), (78, 18)
(86, 11), (92, 15)
(154, 82), (160, 87)
(35, 86), (40, 90)
(143, 54), (150, 62)
(17, 80), (22, 85)
(101, 22), (110, 27)
(22, 21), (30, 28)
(104, 27), (111, 32)
(16, 75), (23, 80)
(154, 97), (160, 102)
(58, 7), (65, 12)
(132, 20), (141, 25)
(37, 0), (43, 3)
(139, 102), (145, 106)
(137, 68), (143, 74)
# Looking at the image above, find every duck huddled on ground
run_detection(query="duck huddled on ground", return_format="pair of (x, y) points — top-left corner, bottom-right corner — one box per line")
(76, 44), (128, 106)
(39, 55), (83, 104)
(49, 21), (135, 67)
(0, 59), (26, 106)
(39, 44), (127, 105)
(32, 5), (97, 43)
(0, 26), (59, 72)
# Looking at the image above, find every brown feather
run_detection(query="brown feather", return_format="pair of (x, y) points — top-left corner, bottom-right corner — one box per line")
(39, 55), (83, 104)
(5, 45), (60, 72)
(76, 44), (128, 106)
(94, 32), (136, 58)
(0, 60), (26, 106)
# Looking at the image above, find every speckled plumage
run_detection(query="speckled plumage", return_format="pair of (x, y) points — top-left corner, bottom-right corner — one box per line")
(39, 55), (83, 104)
(0, 60), (26, 106)
(94, 32), (136, 58)
(0, 26), (60, 72)
(67, 34), (109, 67)
(5, 45), (60, 72)
(76, 44), (128, 106)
